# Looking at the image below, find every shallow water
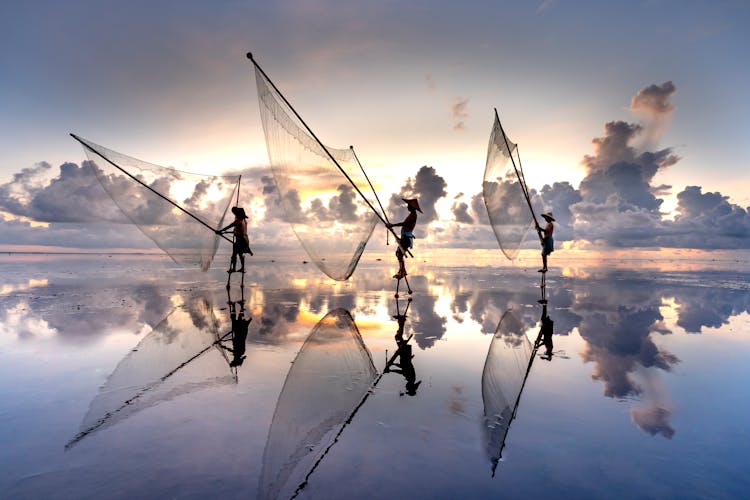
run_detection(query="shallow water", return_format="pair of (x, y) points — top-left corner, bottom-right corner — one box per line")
(1, 253), (749, 499)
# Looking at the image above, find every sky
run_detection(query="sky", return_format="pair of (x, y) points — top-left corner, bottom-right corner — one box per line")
(1, 0), (749, 255)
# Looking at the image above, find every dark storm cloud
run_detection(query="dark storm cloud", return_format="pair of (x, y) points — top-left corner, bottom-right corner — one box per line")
(450, 97), (469, 131)
(388, 166), (448, 228)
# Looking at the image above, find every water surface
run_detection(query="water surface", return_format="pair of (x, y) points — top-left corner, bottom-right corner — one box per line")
(1, 253), (749, 499)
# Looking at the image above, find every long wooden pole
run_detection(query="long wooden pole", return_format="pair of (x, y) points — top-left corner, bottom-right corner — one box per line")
(248, 52), (412, 257)
(71, 133), (233, 244)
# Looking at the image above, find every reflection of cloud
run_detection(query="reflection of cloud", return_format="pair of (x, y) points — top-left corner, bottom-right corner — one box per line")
(631, 406), (675, 439)
(410, 288), (447, 350)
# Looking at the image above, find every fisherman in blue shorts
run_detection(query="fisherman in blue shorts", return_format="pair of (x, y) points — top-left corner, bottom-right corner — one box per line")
(538, 212), (554, 273)
(387, 198), (421, 279)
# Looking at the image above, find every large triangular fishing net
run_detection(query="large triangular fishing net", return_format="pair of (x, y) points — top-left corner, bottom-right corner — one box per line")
(254, 66), (379, 280)
(259, 308), (377, 500)
(481, 309), (533, 474)
(483, 114), (535, 261)
(66, 297), (234, 449)
(74, 135), (240, 271)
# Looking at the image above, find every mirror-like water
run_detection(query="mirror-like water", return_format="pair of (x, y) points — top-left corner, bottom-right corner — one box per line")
(1, 253), (749, 499)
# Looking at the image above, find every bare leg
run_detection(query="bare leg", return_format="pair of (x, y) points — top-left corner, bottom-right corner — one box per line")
(238, 254), (245, 272)
(394, 250), (407, 279)
(230, 252), (237, 272)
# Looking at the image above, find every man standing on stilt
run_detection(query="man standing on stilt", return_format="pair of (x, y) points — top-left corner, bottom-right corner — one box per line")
(387, 198), (421, 279)
(537, 212), (555, 273)
(217, 206), (252, 273)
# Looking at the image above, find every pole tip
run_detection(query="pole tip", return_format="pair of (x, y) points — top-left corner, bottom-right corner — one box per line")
(246, 52), (253, 60)
(349, 145), (353, 149)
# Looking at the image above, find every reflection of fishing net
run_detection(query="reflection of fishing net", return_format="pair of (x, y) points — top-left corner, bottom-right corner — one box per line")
(66, 297), (234, 449)
(75, 135), (239, 271)
(255, 67), (378, 280)
(481, 310), (533, 473)
(483, 114), (534, 260)
(259, 308), (376, 500)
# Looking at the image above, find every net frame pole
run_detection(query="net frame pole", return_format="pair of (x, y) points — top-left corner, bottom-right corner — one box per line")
(493, 109), (543, 242)
(349, 146), (390, 225)
(350, 145), (391, 246)
(247, 52), (412, 258)
(70, 133), (233, 244)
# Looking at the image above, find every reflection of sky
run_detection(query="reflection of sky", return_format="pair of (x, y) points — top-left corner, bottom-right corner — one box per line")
(1, 255), (749, 496)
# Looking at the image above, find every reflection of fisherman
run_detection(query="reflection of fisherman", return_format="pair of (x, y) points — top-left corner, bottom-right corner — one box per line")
(216, 206), (251, 273)
(535, 303), (554, 361)
(384, 308), (421, 396)
(386, 198), (421, 280)
(536, 212), (555, 273)
(220, 301), (252, 367)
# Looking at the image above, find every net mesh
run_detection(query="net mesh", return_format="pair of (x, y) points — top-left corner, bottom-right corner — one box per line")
(483, 114), (534, 260)
(259, 308), (377, 500)
(66, 297), (233, 449)
(255, 66), (379, 280)
(76, 135), (239, 271)
(481, 309), (533, 471)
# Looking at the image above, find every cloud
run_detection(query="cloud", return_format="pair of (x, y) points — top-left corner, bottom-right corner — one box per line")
(629, 81), (676, 148)
(0, 162), (124, 223)
(630, 81), (676, 116)
(451, 196), (474, 224)
(659, 186), (750, 249)
(388, 166), (448, 228)
(450, 97), (469, 131)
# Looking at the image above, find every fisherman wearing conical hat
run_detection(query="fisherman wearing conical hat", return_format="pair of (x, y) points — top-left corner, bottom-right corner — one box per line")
(386, 198), (421, 280)
(216, 206), (251, 273)
(538, 212), (555, 273)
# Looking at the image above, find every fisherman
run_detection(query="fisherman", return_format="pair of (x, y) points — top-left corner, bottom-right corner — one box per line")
(386, 198), (421, 279)
(537, 212), (555, 273)
(216, 207), (251, 273)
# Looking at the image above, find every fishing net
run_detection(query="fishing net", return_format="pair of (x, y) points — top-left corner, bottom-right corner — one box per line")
(254, 66), (379, 280)
(259, 308), (377, 500)
(66, 297), (234, 449)
(481, 309), (533, 474)
(74, 135), (240, 271)
(483, 114), (535, 260)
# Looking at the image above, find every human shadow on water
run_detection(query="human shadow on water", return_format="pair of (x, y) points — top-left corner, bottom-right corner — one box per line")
(65, 291), (249, 450)
(384, 298), (422, 397)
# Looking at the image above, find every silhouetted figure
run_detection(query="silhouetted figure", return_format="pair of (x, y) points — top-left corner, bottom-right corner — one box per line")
(535, 303), (554, 361)
(217, 206), (252, 273)
(219, 300), (252, 367)
(387, 198), (421, 280)
(384, 301), (421, 396)
(536, 212), (555, 273)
